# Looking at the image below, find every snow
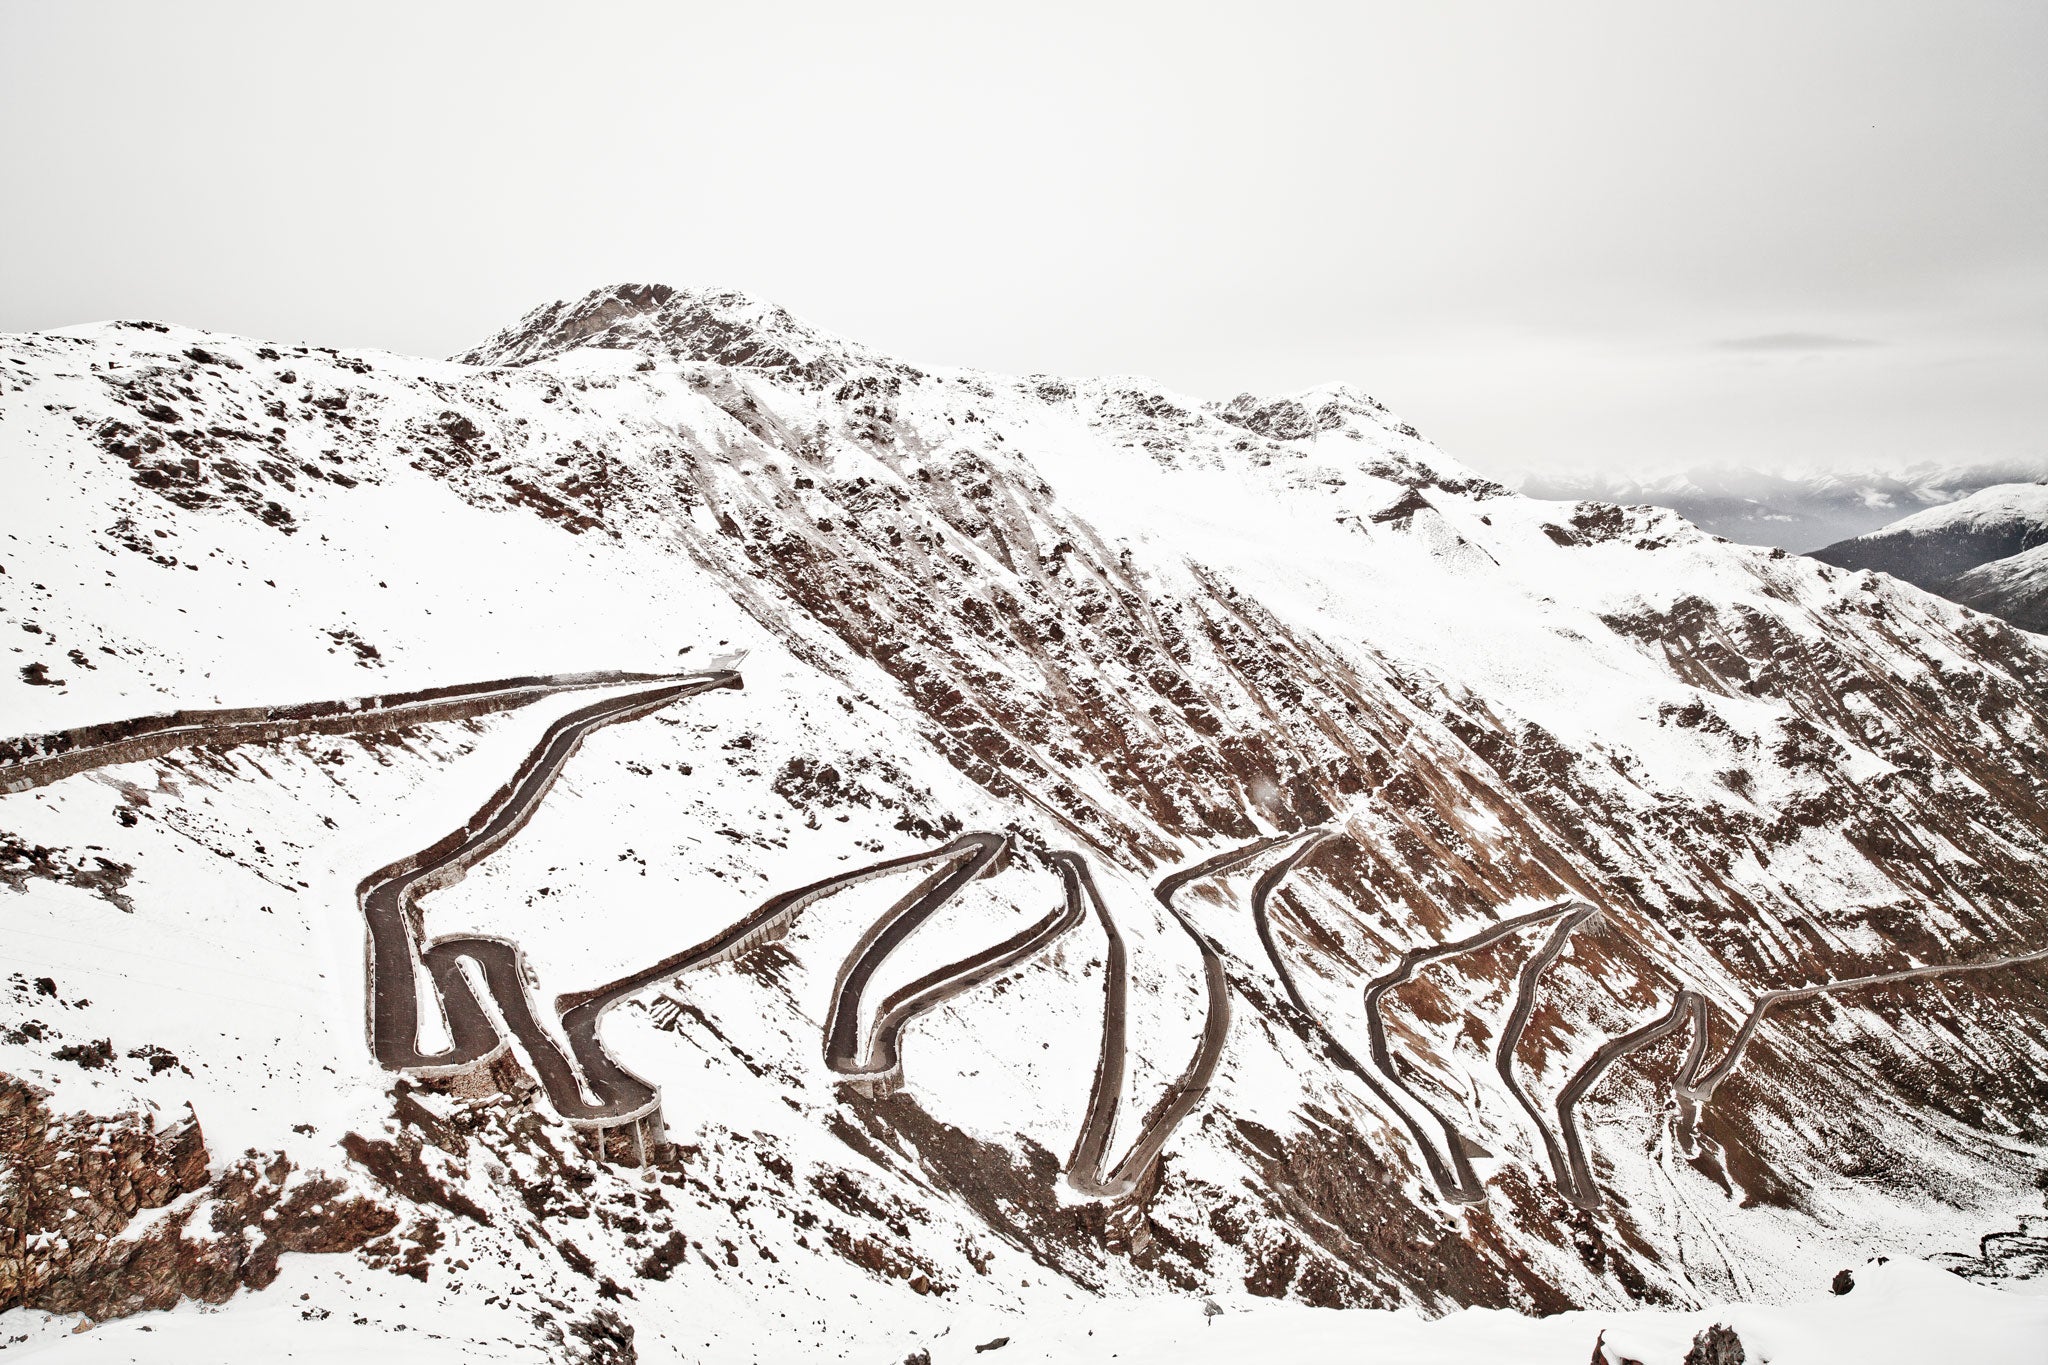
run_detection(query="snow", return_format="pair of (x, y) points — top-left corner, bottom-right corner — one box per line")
(4, 290), (2047, 1360)
(1846, 482), (2048, 541)
(1951, 540), (2048, 629)
(8, 1258), (2042, 1364)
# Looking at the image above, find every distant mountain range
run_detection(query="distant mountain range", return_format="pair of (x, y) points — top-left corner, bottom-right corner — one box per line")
(1519, 463), (2048, 552)
(1812, 483), (2048, 632)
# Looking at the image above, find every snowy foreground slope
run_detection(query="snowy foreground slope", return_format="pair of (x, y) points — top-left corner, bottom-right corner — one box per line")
(3, 284), (2047, 1362)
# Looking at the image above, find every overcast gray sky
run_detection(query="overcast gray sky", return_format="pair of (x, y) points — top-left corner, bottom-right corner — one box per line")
(3, 1), (2042, 480)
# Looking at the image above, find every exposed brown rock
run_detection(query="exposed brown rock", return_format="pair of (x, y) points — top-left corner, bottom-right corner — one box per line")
(0, 1075), (394, 1320)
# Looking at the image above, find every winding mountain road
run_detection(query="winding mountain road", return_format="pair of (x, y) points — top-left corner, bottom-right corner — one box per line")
(361, 674), (742, 1129)
(1067, 832), (1329, 1200)
(1551, 943), (2048, 1209)
(827, 840), (1088, 1089)
(1492, 902), (1600, 1203)
(1, 669), (696, 793)
(36, 659), (2045, 1214)
(1238, 831), (1474, 1197)
(560, 831), (1089, 1107)
(1679, 946), (2048, 1112)
(1360, 900), (1585, 1204)
(1552, 988), (1701, 1209)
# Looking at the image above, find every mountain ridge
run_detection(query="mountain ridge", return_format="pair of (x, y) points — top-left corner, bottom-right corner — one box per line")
(1810, 482), (2048, 632)
(1522, 463), (2048, 552)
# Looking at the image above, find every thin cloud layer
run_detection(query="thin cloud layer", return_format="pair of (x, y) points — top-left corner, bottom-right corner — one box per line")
(1714, 332), (1887, 352)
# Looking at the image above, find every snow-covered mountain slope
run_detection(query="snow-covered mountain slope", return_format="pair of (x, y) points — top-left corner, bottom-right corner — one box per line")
(1809, 483), (2048, 634)
(1952, 542), (2048, 634)
(5, 285), (2048, 1362)
(1810, 483), (2048, 589)
(1522, 463), (2048, 552)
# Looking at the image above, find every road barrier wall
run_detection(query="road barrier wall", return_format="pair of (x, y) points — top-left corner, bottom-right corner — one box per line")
(1, 670), (684, 793)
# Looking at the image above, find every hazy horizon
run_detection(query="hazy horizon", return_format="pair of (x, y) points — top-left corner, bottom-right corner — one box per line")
(3, 1), (2042, 483)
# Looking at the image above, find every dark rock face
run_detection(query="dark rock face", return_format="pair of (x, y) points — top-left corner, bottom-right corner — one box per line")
(1592, 1330), (1647, 1365)
(551, 1307), (637, 1364)
(1681, 1322), (1745, 1365)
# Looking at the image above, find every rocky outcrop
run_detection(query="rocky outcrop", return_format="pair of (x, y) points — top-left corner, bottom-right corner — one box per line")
(458, 283), (899, 390)
(0, 1077), (394, 1320)
(1681, 1323), (1745, 1365)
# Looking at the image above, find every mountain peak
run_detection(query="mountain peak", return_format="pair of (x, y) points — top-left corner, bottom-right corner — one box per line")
(458, 281), (889, 386)
(1214, 381), (1398, 443)
(1810, 480), (2048, 595)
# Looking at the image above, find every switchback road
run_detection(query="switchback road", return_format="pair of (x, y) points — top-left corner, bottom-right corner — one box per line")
(361, 673), (741, 1129)
(1552, 942), (2048, 1208)
(1493, 902), (1600, 1203)
(1361, 900), (1585, 1204)
(1067, 832), (1330, 1200)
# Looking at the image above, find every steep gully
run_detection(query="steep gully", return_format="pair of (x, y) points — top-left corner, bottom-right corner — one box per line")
(11, 670), (2048, 1213)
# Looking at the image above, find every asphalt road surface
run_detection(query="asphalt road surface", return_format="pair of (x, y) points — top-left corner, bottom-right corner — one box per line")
(1067, 832), (1331, 1200)
(360, 673), (741, 1126)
